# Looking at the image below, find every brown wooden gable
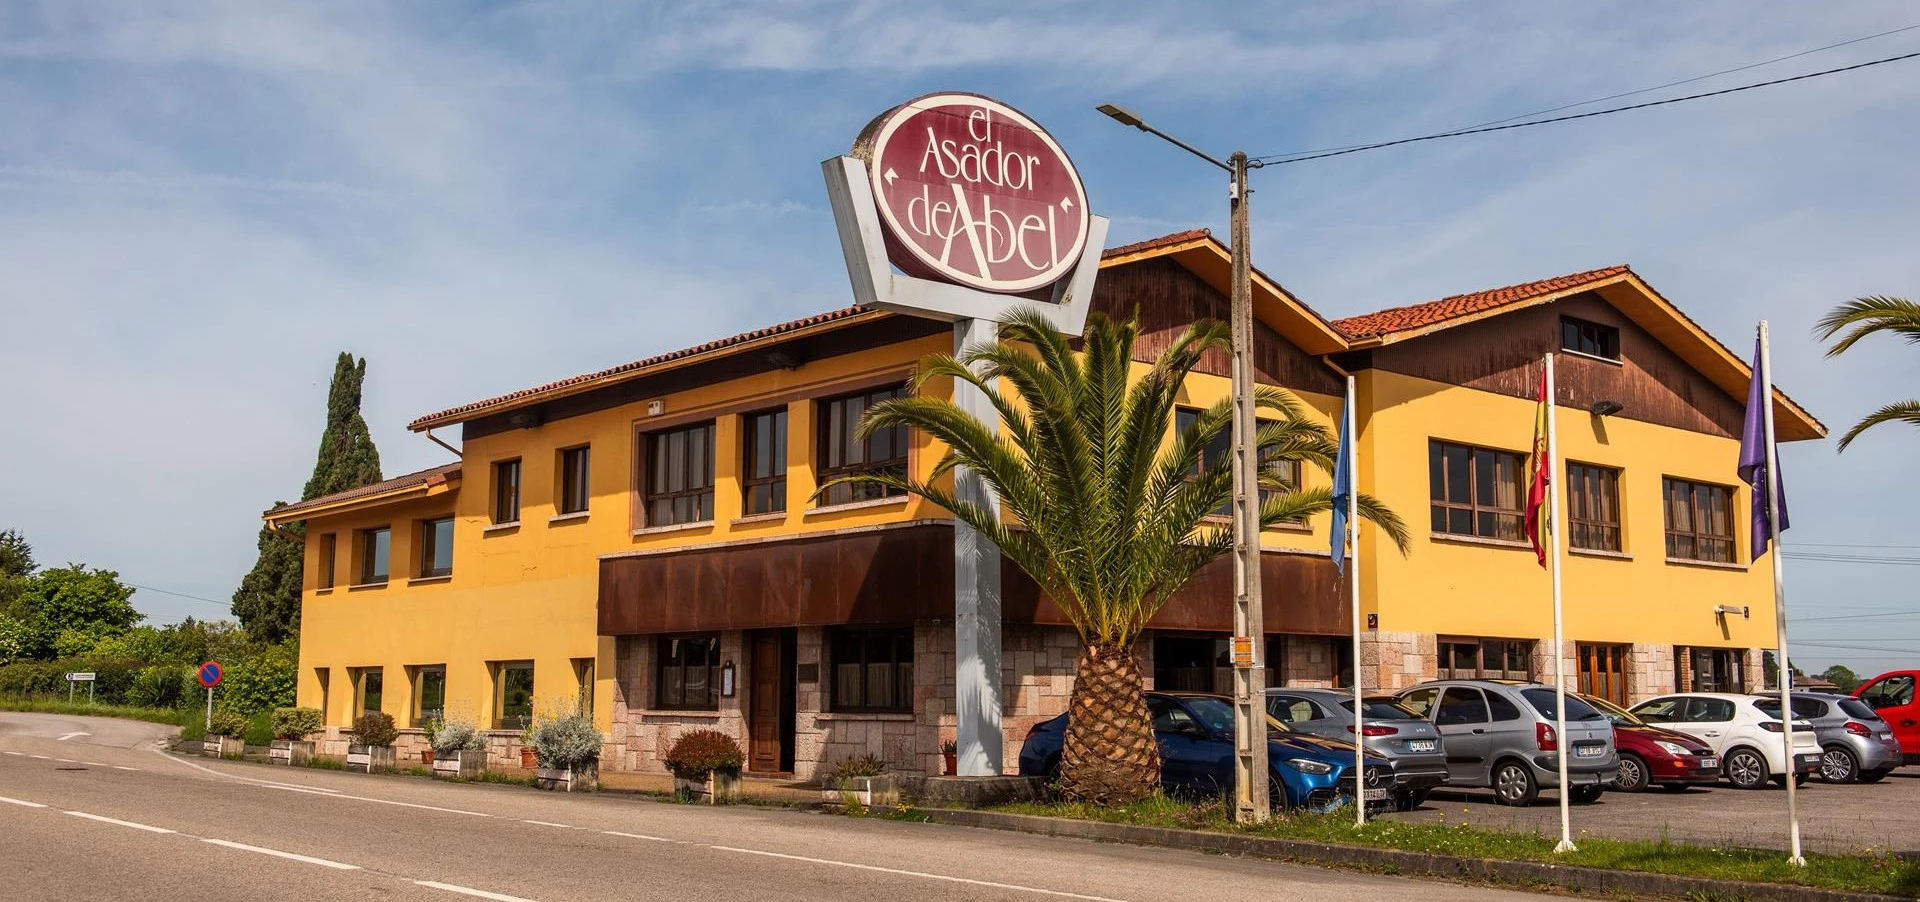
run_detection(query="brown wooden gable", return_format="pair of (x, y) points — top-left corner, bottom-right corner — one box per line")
(1353, 291), (1745, 438)
(1093, 258), (1345, 397)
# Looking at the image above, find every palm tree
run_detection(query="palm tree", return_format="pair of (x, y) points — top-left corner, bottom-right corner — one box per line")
(826, 309), (1408, 805)
(1814, 296), (1920, 451)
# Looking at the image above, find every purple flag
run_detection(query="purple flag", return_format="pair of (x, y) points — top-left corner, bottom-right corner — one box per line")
(1738, 336), (1788, 560)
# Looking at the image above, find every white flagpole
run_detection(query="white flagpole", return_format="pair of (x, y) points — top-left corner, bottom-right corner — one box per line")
(1546, 353), (1575, 854)
(1348, 375), (1366, 828)
(1759, 320), (1806, 867)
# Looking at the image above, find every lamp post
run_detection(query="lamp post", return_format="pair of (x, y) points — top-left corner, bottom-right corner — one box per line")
(1099, 104), (1270, 823)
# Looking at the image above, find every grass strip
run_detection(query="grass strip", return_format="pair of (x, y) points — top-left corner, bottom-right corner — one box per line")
(995, 796), (1920, 897)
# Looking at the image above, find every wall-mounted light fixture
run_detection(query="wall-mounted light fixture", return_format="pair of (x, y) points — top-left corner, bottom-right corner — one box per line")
(1589, 399), (1624, 418)
(647, 400), (666, 417)
(720, 661), (736, 697)
(1714, 604), (1750, 620)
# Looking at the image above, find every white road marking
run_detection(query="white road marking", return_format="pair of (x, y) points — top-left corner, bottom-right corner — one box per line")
(54, 758), (75, 763)
(415, 880), (542, 901)
(65, 811), (176, 834)
(201, 838), (361, 870)
(601, 830), (677, 842)
(0, 795), (48, 808)
(112, 766), (139, 771)
(709, 846), (1135, 902)
(3, 751), (23, 756)
(263, 784), (489, 816)
(520, 819), (574, 829)
(57, 732), (90, 741)
(28, 755), (49, 760)
(80, 762), (106, 767)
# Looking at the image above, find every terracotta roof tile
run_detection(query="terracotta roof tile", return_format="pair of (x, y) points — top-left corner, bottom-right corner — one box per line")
(1333, 265), (1631, 340)
(1100, 228), (1213, 259)
(265, 462), (461, 519)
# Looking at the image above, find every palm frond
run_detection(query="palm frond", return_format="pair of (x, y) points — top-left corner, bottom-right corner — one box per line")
(1814, 296), (1920, 357)
(1837, 399), (1920, 452)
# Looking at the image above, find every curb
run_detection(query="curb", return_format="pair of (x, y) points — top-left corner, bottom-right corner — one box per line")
(915, 808), (1911, 902)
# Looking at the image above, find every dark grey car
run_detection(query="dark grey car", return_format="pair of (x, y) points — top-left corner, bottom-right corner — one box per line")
(1265, 688), (1449, 810)
(1398, 680), (1619, 807)
(1756, 692), (1901, 783)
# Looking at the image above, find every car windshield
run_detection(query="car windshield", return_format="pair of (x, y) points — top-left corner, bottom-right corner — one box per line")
(1181, 696), (1239, 734)
(1837, 698), (1882, 721)
(1579, 693), (1643, 726)
(1341, 699), (1426, 720)
(1519, 688), (1607, 721)
(1754, 698), (1823, 720)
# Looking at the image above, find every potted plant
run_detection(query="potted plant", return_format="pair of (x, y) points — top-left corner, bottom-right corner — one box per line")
(664, 729), (743, 804)
(430, 720), (488, 779)
(531, 713), (602, 792)
(823, 753), (896, 807)
(941, 739), (958, 776)
(202, 709), (247, 759)
(518, 722), (538, 769)
(420, 717), (441, 766)
(346, 711), (399, 773)
(268, 707), (322, 766)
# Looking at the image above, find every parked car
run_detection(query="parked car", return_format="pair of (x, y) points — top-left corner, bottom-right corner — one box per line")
(1265, 687), (1448, 810)
(1576, 693), (1721, 792)
(1754, 692), (1899, 784)
(1628, 693), (1819, 790)
(1853, 671), (1920, 765)
(1018, 691), (1392, 812)
(1395, 680), (1618, 807)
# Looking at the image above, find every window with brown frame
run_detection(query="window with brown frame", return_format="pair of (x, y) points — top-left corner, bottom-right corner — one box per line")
(1428, 441), (1524, 541)
(418, 517), (453, 578)
(1577, 643), (1630, 706)
(1566, 463), (1622, 552)
(742, 409), (787, 515)
(1560, 316), (1621, 360)
(317, 534), (336, 590)
(558, 446), (590, 515)
(1437, 637), (1534, 681)
(829, 627), (914, 713)
(358, 527), (390, 584)
(1172, 408), (1305, 523)
(492, 459), (521, 524)
(645, 422), (716, 526)
(817, 387), (907, 506)
(655, 635), (720, 710)
(1663, 477), (1735, 563)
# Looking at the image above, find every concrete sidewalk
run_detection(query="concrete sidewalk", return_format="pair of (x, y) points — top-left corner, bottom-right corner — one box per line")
(596, 769), (823, 803)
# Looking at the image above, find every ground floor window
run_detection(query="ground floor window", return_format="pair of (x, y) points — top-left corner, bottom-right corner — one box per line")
(352, 667), (384, 718)
(1268, 635), (1352, 688)
(1576, 643), (1629, 706)
(492, 661), (534, 730)
(572, 657), (595, 716)
(1679, 646), (1744, 694)
(829, 627), (913, 713)
(1154, 634), (1229, 694)
(1437, 637), (1533, 681)
(410, 665), (446, 727)
(656, 635), (720, 710)
(316, 668), (331, 724)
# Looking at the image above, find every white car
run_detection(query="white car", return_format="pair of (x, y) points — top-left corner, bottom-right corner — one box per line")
(1630, 693), (1821, 790)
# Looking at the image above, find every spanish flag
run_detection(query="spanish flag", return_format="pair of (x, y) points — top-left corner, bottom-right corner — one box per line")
(1523, 362), (1550, 568)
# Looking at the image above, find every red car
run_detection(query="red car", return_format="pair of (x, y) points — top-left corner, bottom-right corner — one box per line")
(1854, 671), (1920, 766)
(1579, 694), (1721, 791)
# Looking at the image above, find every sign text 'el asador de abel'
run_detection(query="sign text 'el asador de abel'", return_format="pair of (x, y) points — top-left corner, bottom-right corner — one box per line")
(855, 93), (1091, 295)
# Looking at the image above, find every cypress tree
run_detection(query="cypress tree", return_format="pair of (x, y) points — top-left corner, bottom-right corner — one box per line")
(233, 353), (384, 641)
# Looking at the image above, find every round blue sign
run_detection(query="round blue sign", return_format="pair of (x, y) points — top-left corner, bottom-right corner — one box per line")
(197, 661), (223, 688)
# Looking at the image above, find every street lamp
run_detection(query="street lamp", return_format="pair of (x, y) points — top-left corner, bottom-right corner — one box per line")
(1099, 102), (1270, 823)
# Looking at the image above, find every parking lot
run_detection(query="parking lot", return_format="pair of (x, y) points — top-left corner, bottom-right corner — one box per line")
(1393, 769), (1920, 855)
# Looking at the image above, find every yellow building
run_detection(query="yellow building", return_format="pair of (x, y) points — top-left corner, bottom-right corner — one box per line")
(266, 230), (1820, 777)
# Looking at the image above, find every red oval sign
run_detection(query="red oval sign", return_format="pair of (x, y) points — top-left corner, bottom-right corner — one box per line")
(857, 93), (1090, 294)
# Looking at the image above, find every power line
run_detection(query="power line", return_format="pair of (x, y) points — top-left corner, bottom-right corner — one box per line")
(1251, 50), (1920, 166)
(125, 582), (228, 608)
(1795, 611), (1920, 623)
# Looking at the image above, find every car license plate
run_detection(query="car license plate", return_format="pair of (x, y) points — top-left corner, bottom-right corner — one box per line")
(1362, 787), (1389, 802)
(1408, 739), (1437, 752)
(1798, 754), (1821, 768)
(1575, 744), (1603, 758)
(1698, 757), (1719, 769)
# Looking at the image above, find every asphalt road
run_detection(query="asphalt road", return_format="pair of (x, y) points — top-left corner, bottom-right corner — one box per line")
(0, 713), (1549, 902)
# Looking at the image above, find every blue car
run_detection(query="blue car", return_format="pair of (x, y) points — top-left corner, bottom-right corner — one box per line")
(1018, 691), (1393, 811)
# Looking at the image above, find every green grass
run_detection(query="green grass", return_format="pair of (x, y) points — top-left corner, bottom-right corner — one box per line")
(0, 696), (193, 727)
(997, 796), (1920, 897)
(302, 756), (346, 770)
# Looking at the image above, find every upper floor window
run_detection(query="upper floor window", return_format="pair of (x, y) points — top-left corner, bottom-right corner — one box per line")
(645, 422), (716, 525)
(492, 459), (521, 524)
(1560, 316), (1620, 360)
(358, 527), (390, 584)
(1172, 408), (1303, 523)
(1428, 441), (1524, 541)
(1664, 477), (1735, 563)
(317, 533), (336, 590)
(742, 409), (788, 515)
(818, 386), (907, 506)
(558, 446), (591, 515)
(1566, 463), (1622, 552)
(418, 517), (454, 578)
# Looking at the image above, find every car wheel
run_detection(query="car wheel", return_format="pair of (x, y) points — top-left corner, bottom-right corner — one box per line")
(1613, 753), (1649, 792)
(1858, 767), (1894, 784)
(1395, 787), (1432, 812)
(1268, 775), (1290, 811)
(1492, 760), (1538, 807)
(1724, 747), (1769, 790)
(1569, 784), (1605, 804)
(1819, 746), (1860, 784)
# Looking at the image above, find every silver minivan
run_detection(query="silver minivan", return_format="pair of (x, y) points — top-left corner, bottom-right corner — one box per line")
(1397, 680), (1619, 807)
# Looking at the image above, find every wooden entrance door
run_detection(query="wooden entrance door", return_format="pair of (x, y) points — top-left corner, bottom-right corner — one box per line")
(1577, 643), (1629, 706)
(748, 631), (786, 773)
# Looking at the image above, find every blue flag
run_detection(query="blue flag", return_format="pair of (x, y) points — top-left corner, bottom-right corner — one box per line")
(1738, 336), (1788, 560)
(1331, 394), (1353, 574)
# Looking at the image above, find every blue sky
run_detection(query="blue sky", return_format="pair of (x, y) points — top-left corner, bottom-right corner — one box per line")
(2, 2), (1916, 672)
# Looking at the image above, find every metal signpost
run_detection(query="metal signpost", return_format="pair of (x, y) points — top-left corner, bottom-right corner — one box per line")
(198, 660), (223, 730)
(65, 671), (96, 705)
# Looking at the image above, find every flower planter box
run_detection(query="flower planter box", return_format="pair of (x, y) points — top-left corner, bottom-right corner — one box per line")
(202, 736), (244, 759)
(672, 769), (741, 804)
(536, 760), (599, 792)
(432, 749), (487, 780)
(346, 744), (397, 773)
(823, 774), (898, 807)
(268, 739), (315, 766)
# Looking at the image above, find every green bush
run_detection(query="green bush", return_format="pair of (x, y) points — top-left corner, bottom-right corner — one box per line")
(533, 713), (604, 769)
(271, 707), (322, 740)
(178, 708), (206, 742)
(125, 666), (185, 708)
(221, 642), (297, 715)
(243, 710), (274, 746)
(207, 708), (247, 737)
(431, 720), (485, 755)
(826, 753), (887, 783)
(663, 728), (742, 779)
(352, 711), (398, 747)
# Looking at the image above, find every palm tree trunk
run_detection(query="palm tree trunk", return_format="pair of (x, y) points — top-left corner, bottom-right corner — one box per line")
(1057, 641), (1160, 805)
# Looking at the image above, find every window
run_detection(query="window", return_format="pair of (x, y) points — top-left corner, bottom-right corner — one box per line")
(1434, 687), (1489, 726)
(1267, 696), (1324, 725)
(1428, 441), (1524, 541)
(317, 534), (336, 590)
(1437, 637), (1533, 681)
(418, 517), (453, 578)
(493, 661), (534, 730)
(1266, 635), (1349, 688)
(358, 527), (391, 584)
(655, 635), (720, 710)
(645, 422), (716, 525)
(558, 446), (591, 515)
(829, 627), (914, 713)
(316, 668), (331, 725)
(353, 667), (384, 717)
(1520, 687), (1605, 722)
(1560, 316), (1621, 360)
(1577, 643), (1630, 707)
(410, 665), (446, 727)
(492, 459), (522, 524)
(1566, 464), (1622, 552)
(1861, 675), (1915, 710)
(1663, 478), (1735, 563)
(1632, 697), (1682, 723)
(1679, 646), (1745, 693)
(1173, 408), (1303, 522)
(817, 386), (907, 506)
(1154, 635), (1229, 694)
(742, 409), (788, 515)
(1683, 697), (1736, 723)
(571, 657), (595, 716)
(1398, 686), (1438, 717)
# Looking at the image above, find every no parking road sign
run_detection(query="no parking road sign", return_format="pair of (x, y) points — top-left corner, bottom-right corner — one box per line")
(198, 661), (222, 689)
